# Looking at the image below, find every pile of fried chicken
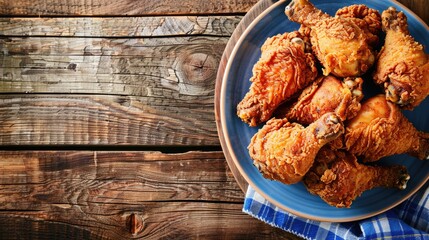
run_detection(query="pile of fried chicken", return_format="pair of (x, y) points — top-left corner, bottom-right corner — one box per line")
(237, 0), (429, 208)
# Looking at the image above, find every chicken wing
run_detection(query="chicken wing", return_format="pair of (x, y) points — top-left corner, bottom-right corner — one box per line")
(285, 0), (381, 77)
(237, 31), (318, 127)
(344, 95), (429, 162)
(304, 148), (409, 208)
(249, 113), (344, 185)
(277, 75), (363, 125)
(373, 7), (429, 109)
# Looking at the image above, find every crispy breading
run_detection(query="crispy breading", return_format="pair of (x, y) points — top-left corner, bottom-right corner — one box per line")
(304, 148), (409, 208)
(277, 75), (363, 125)
(237, 31), (318, 127)
(248, 113), (343, 185)
(344, 95), (429, 162)
(373, 7), (429, 109)
(285, 0), (381, 77)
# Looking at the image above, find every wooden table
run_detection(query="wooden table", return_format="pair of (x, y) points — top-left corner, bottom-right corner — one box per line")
(0, 0), (427, 239)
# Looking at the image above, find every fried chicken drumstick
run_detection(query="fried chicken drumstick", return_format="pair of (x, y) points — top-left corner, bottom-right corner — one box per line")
(249, 113), (344, 185)
(304, 148), (410, 208)
(237, 31), (318, 126)
(344, 95), (429, 162)
(373, 7), (429, 109)
(285, 0), (381, 77)
(277, 75), (363, 125)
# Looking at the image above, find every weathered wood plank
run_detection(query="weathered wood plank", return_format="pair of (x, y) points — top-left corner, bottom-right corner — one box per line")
(0, 95), (218, 145)
(0, 37), (220, 145)
(0, 0), (426, 24)
(0, 0), (257, 16)
(0, 16), (241, 37)
(0, 37), (225, 97)
(0, 205), (298, 240)
(0, 36), (228, 56)
(0, 151), (299, 239)
(0, 37), (223, 145)
(0, 151), (240, 203)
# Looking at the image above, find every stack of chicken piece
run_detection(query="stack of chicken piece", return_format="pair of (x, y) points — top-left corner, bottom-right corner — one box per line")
(237, 0), (429, 208)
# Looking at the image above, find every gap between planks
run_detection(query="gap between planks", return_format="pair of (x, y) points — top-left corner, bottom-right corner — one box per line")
(0, 145), (223, 153)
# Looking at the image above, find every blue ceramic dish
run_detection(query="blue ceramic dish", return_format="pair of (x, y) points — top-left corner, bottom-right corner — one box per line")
(220, 0), (429, 222)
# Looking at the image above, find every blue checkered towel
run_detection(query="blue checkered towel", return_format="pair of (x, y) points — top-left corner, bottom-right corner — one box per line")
(243, 183), (429, 239)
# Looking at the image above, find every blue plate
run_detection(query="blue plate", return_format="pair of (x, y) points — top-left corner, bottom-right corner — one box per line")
(220, 0), (429, 222)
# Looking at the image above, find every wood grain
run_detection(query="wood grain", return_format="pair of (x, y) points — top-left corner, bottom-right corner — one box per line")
(0, 95), (218, 145)
(0, 36), (225, 145)
(0, 151), (240, 203)
(0, 16), (241, 37)
(3, 0), (424, 21)
(0, 37), (225, 96)
(0, 151), (299, 239)
(0, 207), (297, 239)
(0, 0), (258, 16)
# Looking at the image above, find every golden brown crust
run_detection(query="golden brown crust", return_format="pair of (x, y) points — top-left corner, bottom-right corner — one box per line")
(344, 95), (429, 161)
(310, 17), (376, 77)
(336, 4), (381, 36)
(249, 113), (344, 185)
(304, 148), (409, 208)
(237, 31), (318, 126)
(373, 7), (429, 109)
(382, 7), (409, 33)
(279, 75), (363, 125)
(285, 0), (379, 77)
(285, 0), (330, 27)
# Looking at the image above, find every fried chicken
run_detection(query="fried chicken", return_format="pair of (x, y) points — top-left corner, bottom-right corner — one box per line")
(344, 95), (429, 162)
(237, 31), (318, 127)
(285, 0), (381, 77)
(373, 7), (429, 109)
(335, 4), (381, 46)
(277, 75), (363, 125)
(248, 113), (344, 185)
(304, 148), (410, 208)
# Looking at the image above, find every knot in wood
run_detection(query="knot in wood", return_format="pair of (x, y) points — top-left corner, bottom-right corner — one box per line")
(176, 52), (216, 85)
(126, 213), (144, 235)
